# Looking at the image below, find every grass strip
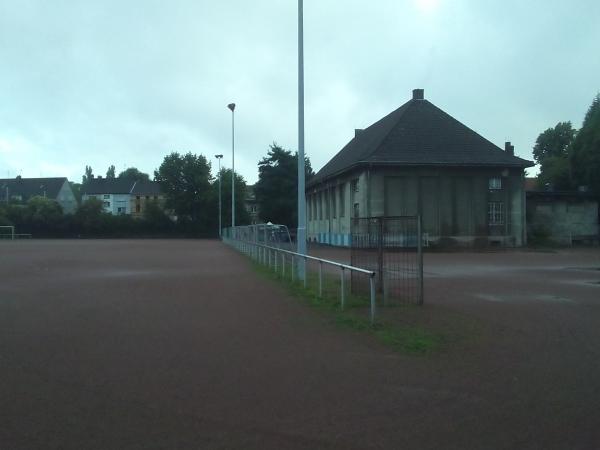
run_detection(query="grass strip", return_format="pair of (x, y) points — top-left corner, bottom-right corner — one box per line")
(248, 255), (443, 355)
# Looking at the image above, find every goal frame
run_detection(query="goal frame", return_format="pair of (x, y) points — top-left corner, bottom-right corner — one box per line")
(0, 225), (15, 240)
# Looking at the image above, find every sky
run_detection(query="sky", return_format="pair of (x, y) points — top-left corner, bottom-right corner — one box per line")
(1, 0), (599, 185)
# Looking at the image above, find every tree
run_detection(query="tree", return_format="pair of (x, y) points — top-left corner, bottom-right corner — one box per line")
(106, 165), (116, 179)
(82, 166), (93, 185)
(75, 197), (109, 234)
(533, 122), (576, 191)
(211, 168), (250, 229)
(118, 167), (150, 182)
(570, 95), (600, 195)
(154, 152), (213, 226)
(254, 143), (314, 229)
(532, 122), (576, 164)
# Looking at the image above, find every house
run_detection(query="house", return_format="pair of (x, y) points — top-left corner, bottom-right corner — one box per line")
(0, 176), (78, 214)
(526, 182), (599, 245)
(81, 177), (164, 217)
(306, 89), (534, 247)
(245, 185), (260, 224)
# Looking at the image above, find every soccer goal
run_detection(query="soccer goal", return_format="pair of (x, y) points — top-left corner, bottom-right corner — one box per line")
(0, 225), (15, 240)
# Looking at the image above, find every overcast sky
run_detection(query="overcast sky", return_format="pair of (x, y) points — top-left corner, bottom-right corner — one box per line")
(1, 0), (599, 184)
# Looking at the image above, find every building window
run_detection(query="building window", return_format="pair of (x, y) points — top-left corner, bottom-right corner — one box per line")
(117, 207), (126, 214)
(488, 202), (504, 225)
(103, 194), (110, 199)
(489, 177), (502, 190)
(351, 179), (359, 193)
(339, 183), (345, 217)
(103, 201), (110, 208)
(353, 203), (360, 218)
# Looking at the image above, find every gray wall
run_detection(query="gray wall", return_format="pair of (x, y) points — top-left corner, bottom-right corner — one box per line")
(308, 166), (527, 247)
(527, 195), (599, 245)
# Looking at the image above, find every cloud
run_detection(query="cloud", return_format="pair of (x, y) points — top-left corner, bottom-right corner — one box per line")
(1, 0), (599, 183)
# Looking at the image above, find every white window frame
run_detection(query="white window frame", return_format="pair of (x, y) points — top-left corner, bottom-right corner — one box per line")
(489, 177), (502, 190)
(488, 202), (504, 225)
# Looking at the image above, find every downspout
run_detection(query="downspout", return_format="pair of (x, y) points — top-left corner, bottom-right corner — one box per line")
(367, 165), (371, 217)
(522, 171), (527, 246)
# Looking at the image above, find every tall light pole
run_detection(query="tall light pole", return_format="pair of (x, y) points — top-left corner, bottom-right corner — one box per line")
(227, 103), (236, 233)
(297, 0), (307, 280)
(215, 154), (223, 237)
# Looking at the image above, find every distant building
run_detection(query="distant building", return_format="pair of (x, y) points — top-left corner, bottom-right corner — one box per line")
(0, 176), (78, 214)
(81, 177), (164, 217)
(245, 185), (260, 224)
(306, 89), (534, 247)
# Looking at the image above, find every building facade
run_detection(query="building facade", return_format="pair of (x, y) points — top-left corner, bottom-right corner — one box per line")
(307, 89), (534, 247)
(0, 176), (78, 214)
(82, 177), (164, 217)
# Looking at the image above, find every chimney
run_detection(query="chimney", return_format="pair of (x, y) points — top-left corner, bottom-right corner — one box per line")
(355, 128), (364, 137)
(412, 88), (424, 100)
(504, 141), (514, 156)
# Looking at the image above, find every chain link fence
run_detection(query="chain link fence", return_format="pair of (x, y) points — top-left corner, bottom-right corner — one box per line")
(351, 216), (423, 305)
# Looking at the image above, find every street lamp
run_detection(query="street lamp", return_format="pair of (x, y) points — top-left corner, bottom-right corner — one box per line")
(297, 0), (307, 280)
(227, 103), (236, 234)
(215, 154), (223, 237)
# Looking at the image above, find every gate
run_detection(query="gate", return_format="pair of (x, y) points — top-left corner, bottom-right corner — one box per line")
(351, 216), (423, 305)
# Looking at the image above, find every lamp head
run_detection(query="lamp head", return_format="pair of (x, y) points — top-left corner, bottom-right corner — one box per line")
(227, 103), (236, 112)
(215, 154), (223, 159)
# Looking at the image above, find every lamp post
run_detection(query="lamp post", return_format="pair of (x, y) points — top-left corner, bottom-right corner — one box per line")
(297, 0), (307, 280)
(215, 154), (223, 237)
(227, 103), (236, 236)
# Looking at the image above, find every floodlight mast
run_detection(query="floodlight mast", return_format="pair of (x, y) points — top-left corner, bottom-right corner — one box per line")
(227, 103), (236, 235)
(297, 0), (306, 280)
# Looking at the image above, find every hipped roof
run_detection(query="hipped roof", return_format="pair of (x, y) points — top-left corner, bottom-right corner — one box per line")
(310, 93), (533, 186)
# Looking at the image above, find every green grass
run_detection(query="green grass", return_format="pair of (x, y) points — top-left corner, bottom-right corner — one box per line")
(247, 254), (444, 355)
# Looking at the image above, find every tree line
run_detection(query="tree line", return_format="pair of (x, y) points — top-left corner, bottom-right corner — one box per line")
(0, 143), (313, 237)
(533, 94), (600, 194)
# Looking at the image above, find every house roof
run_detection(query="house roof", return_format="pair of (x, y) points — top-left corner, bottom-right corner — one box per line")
(82, 178), (162, 195)
(131, 180), (162, 195)
(310, 90), (534, 186)
(0, 177), (67, 200)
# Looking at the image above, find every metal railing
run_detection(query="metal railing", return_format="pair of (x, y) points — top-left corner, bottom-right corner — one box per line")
(223, 231), (378, 324)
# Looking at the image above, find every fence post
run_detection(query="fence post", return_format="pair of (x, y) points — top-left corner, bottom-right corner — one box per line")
(275, 249), (278, 272)
(417, 215), (424, 305)
(291, 256), (295, 282)
(303, 257), (307, 288)
(370, 275), (376, 324)
(340, 267), (345, 310)
(318, 261), (323, 298)
(282, 253), (285, 278)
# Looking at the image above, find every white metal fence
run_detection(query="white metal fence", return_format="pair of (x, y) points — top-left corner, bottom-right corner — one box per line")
(223, 225), (378, 323)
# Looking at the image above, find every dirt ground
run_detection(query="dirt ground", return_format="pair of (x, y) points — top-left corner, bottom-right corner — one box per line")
(1, 240), (600, 449)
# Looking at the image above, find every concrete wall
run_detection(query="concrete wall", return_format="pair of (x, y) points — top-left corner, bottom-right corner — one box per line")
(527, 195), (599, 245)
(307, 166), (527, 247)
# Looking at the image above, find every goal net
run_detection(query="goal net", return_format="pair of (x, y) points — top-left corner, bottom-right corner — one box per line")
(0, 225), (15, 240)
